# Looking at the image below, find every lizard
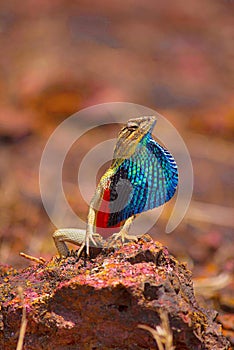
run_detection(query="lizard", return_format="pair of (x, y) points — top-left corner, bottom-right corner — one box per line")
(52, 116), (178, 258)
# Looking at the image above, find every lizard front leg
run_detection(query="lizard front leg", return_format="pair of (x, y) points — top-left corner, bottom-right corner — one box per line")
(85, 181), (105, 255)
(85, 205), (99, 255)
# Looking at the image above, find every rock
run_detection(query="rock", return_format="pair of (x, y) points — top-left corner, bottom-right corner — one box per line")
(0, 235), (230, 349)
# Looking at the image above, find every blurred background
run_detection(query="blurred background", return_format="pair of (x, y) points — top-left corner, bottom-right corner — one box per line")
(0, 0), (233, 343)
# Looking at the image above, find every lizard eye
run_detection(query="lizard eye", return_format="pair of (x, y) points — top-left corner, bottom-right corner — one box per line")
(126, 122), (139, 131)
(120, 122), (139, 135)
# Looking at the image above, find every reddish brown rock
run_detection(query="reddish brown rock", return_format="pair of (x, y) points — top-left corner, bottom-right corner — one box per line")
(0, 235), (230, 349)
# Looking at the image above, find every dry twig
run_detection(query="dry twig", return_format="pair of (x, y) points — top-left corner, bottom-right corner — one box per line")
(19, 252), (46, 264)
(138, 310), (175, 350)
(194, 273), (231, 298)
(16, 287), (28, 350)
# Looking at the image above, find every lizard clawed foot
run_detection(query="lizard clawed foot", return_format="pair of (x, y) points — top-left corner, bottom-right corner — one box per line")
(76, 232), (104, 259)
(85, 232), (104, 256)
(110, 230), (139, 245)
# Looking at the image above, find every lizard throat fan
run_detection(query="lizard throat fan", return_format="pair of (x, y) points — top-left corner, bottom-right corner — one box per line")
(95, 116), (178, 231)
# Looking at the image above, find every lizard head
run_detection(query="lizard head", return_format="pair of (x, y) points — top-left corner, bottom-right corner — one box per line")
(113, 116), (157, 160)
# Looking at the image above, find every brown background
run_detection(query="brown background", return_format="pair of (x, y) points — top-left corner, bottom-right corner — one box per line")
(0, 0), (233, 342)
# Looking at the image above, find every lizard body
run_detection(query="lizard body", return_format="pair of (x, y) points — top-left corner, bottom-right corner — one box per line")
(53, 116), (178, 257)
